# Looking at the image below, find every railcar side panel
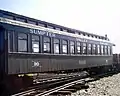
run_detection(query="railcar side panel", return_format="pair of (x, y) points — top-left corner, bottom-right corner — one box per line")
(8, 53), (113, 74)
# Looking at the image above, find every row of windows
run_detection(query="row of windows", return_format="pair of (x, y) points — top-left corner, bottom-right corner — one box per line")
(3, 13), (108, 41)
(8, 32), (112, 55)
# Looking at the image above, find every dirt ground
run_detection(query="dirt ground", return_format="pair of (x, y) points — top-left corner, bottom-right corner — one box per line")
(71, 73), (120, 96)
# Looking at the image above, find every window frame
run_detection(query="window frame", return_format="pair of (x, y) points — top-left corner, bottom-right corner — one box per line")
(97, 45), (100, 54)
(76, 41), (81, 54)
(104, 45), (108, 55)
(88, 43), (92, 54)
(43, 36), (51, 53)
(62, 40), (68, 54)
(70, 41), (75, 54)
(108, 46), (111, 55)
(53, 38), (60, 54)
(101, 45), (104, 55)
(32, 35), (40, 53)
(17, 33), (28, 52)
(92, 44), (96, 54)
(82, 42), (87, 54)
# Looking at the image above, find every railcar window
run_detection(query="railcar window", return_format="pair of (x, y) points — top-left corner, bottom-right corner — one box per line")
(97, 45), (100, 54)
(56, 27), (61, 31)
(75, 32), (79, 35)
(18, 33), (27, 52)
(110, 46), (112, 55)
(3, 14), (13, 19)
(101, 45), (104, 55)
(77, 42), (81, 53)
(32, 35), (39, 52)
(70, 41), (75, 54)
(54, 39), (60, 54)
(63, 29), (68, 32)
(43, 37), (50, 53)
(38, 23), (45, 27)
(88, 44), (92, 54)
(47, 25), (54, 29)
(92, 44), (96, 54)
(108, 46), (111, 55)
(16, 17), (25, 22)
(62, 40), (68, 54)
(28, 20), (36, 25)
(104, 46), (107, 55)
(83, 43), (87, 54)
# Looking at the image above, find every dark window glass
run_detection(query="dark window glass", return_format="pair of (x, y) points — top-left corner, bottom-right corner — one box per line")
(77, 42), (81, 53)
(32, 35), (39, 52)
(92, 44), (96, 54)
(18, 33), (27, 52)
(62, 40), (67, 54)
(70, 41), (75, 54)
(54, 39), (60, 54)
(43, 37), (50, 53)
(83, 43), (87, 54)
(88, 44), (92, 54)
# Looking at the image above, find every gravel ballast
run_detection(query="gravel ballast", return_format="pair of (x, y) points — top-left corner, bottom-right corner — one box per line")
(71, 73), (120, 96)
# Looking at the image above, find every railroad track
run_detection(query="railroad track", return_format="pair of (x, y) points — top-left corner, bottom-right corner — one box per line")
(36, 78), (91, 96)
(40, 71), (118, 96)
(12, 71), (88, 96)
(12, 71), (118, 96)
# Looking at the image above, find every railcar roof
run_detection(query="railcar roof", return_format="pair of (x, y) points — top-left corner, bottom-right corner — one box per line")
(0, 9), (106, 39)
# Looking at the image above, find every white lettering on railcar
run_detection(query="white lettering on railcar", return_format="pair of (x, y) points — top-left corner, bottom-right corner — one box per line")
(30, 29), (46, 35)
(30, 29), (56, 37)
(79, 60), (86, 64)
(32, 61), (41, 67)
(106, 60), (108, 63)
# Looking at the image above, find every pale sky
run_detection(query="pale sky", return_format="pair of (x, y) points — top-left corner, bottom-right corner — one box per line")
(0, 0), (120, 53)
